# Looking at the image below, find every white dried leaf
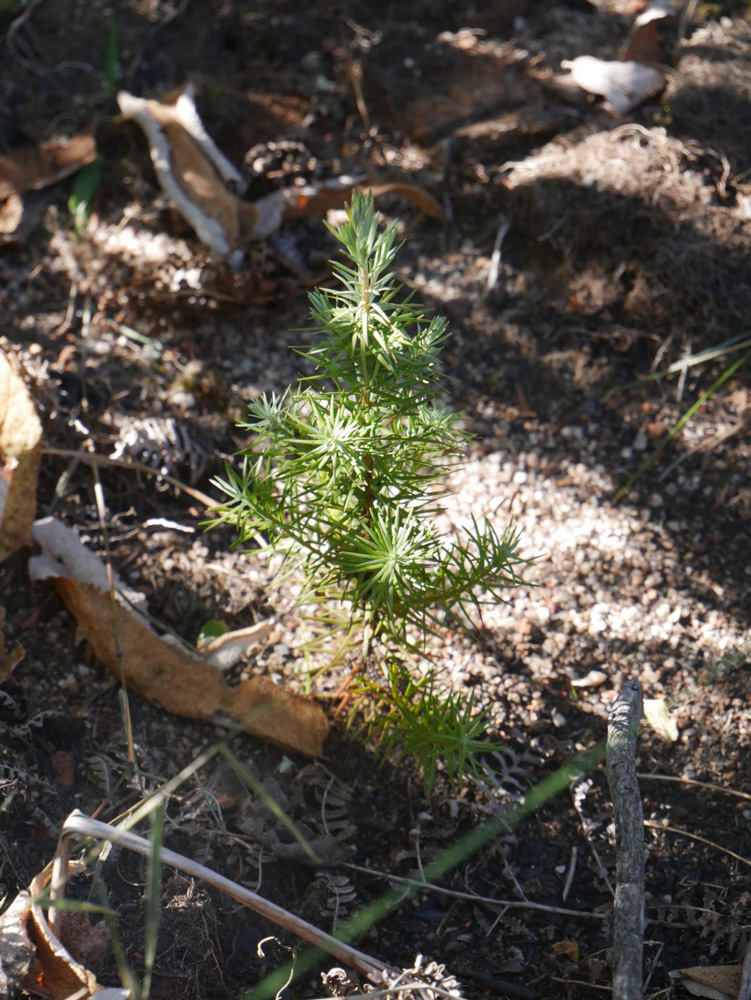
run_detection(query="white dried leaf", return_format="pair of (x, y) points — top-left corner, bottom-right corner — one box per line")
(643, 697), (679, 742)
(559, 56), (665, 114)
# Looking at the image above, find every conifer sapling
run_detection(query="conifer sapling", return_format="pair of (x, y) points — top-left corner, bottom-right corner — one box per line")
(210, 191), (528, 793)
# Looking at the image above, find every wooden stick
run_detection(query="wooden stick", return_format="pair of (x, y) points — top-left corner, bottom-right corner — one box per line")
(606, 679), (645, 1000)
(740, 936), (751, 1000)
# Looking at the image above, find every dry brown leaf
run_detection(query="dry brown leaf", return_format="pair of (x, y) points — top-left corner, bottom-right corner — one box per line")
(558, 56), (665, 114)
(0, 889), (35, 997)
(643, 697), (679, 741)
(26, 861), (123, 999)
(0, 606), (24, 682)
(200, 619), (275, 670)
(619, 7), (673, 65)
(0, 352), (42, 562)
(118, 85), (284, 258)
(0, 191), (23, 234)
(552, 939), (580, 962)
(0, 133), (96, 200)
(118, 84), (441, 260)
(0, 861), (112, 1000)
(29, 517), (328, 756)
(669, 965), (743, 1000)
(282, 176), (444, 223)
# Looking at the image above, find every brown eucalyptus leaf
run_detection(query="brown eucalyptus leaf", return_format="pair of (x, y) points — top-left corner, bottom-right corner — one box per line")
(0, 352), (42, 562)
(282, 176), (443, 222)
(0, 133), (96, 200)
(29, 517), (328, 756)
(28, 864), (103, 999)
(0, 890), (35, 997)
(118, 85), (284, 256)
(669, 965), (742, 1000)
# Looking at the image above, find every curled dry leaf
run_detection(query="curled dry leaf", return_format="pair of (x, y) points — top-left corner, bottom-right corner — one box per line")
(558, 56), (665, 114)
(0, 351), (42, 562)
(0, 132), (96, 200)
(28, 864), (102, 1000)
(201, 619), (275, 670)
(282, 175), (444, 223)
(118, 85), (285, 258)
(552, 939), (580, 962)
(29, 517), (328, 756)
(0, 889), (35, 997)
(619, 6), (675, 65)
(118, 83), (442, 261)
(0, 860), (123, 1000)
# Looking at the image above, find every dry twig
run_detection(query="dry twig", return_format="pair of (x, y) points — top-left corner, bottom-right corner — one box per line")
(343, 862), (606, 920)
(58, 810), (393, 981)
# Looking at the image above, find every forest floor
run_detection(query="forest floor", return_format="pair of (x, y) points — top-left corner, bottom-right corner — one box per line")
(1, 2), (751, 998)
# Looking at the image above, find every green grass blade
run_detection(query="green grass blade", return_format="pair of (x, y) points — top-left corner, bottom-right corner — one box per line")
(240, 742), (605, 1000)
(604, 331), (751, 398)
(142, 801), (165, 999)
(69, 157), (103, 237)
(615, 348), (751, 502)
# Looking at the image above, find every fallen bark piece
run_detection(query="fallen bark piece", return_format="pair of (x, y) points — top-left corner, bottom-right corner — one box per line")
(606, 678), (645, 1000)
(29, 517), (328, 756)
(0, 351), (42, 562)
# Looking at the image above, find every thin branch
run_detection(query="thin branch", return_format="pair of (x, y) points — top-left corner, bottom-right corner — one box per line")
(643, 821), (751, 869)
(549, 977), (612, 993)
(43, 446), (218, 508)
(561, 846), (577, 903)
(606, 679), (645, 1000)
(637, 773), (751, 803)
(343, 861), (607, 920)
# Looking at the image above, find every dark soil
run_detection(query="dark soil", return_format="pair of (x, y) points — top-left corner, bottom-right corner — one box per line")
(1, 2), (751, 999)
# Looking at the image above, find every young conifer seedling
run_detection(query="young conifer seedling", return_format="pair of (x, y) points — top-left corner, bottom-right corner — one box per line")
(210, 191), (528, 793)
